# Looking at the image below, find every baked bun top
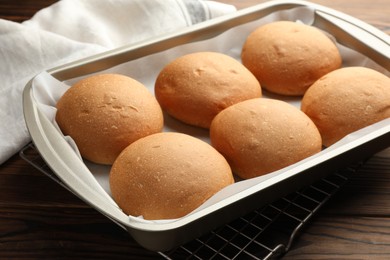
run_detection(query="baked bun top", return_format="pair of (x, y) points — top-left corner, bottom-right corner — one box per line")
(301, 67), (390, 147)
(210, 98), (322, 179)
(56, 73), (163, 165)
(241, 21), (342, 96)
(109, 132), (234, 220)
(155, 51), (261, 128)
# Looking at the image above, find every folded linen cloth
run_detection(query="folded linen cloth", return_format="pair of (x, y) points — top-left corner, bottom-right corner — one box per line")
(0, 0), (236, 164)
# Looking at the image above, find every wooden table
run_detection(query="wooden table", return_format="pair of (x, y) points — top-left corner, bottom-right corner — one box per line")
(1, 0), (389, 259)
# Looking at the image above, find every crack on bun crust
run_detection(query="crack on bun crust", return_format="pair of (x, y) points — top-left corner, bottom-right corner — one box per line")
(301, 67), (390, 147)
(109, 132), (234, 220)
(241, 21), (342, 96)
(56, 73), (164, 165)
(210, 98), (322, 179)
(155, 51), (262, 128)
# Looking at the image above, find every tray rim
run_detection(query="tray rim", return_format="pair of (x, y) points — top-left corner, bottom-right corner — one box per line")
(22, 0), (390, 251)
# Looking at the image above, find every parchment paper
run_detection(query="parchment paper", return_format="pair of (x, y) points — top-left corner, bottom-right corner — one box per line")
(31, 6), (390, 223)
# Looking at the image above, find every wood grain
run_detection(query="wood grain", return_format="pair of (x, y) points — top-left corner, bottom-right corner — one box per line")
(0, 154), (159, 259)
(0, 0), (57, 22)
(284, 156), (390, 259)
(0, 0), (389, 259)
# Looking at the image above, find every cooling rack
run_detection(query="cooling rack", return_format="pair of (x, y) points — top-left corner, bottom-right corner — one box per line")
(20, 143), (362, 259)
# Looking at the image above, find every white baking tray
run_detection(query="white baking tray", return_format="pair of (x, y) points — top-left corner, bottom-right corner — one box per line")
(23, 0), (390, 251)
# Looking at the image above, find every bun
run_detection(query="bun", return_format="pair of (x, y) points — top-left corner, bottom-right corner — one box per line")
(301, 67), (390, 147)
(210, 98), (322, 179)
(56, 73), (163, 165)
(155, 51), (261, 128)
(109, 132), (234, 220)
(241, 21), (342, 96)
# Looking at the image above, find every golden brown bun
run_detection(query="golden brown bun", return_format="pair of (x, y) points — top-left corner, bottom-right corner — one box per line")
(210, 98), (322, 179)
(56, 74), (163, 165)
(155, 51), (261, 128)
(241, 21), (342, 96)
(109, 132), (234, 220)
(301, 67), (390, 147)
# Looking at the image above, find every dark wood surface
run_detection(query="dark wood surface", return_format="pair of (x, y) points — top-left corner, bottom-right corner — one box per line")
(1, 0), (389, 259)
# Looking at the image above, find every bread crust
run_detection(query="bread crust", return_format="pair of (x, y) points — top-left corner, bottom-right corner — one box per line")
(210, 98), (322, 179)
(109, 132), (234, 220)
(56, 73), (163, 164)
(241, 21), (342, 96)
(301, 67), (390, 147)
(155, 51), (261, 128)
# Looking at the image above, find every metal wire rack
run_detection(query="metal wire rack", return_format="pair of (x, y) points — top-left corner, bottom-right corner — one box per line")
(20, 143), (363, 259)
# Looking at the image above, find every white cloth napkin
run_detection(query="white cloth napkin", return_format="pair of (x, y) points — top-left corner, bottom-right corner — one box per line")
(0, 0), (236, 165)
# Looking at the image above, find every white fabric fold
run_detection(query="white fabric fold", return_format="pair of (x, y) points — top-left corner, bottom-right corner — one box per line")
(0, 0), (236, 164)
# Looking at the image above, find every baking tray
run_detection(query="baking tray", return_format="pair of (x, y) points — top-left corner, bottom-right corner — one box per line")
(22, 0), (390, 252)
